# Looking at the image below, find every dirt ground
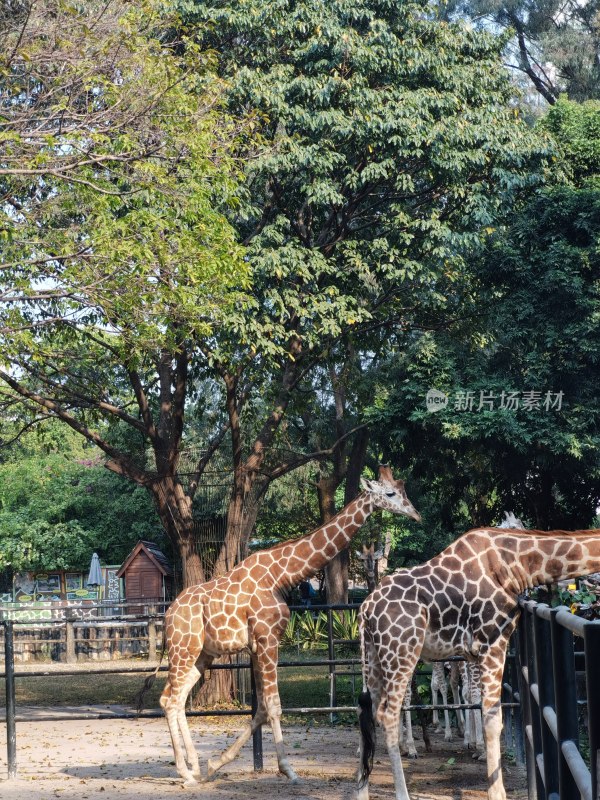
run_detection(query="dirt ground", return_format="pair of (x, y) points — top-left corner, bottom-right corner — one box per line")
(0, 710), (527, 800)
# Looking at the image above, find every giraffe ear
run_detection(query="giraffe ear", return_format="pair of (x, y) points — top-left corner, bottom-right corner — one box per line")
(360, 478), (373, 492)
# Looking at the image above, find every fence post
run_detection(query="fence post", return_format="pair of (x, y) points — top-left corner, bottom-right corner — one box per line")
(550, 608), (580, 800)
(251, 662), (263, 771)
(583, 621), (600, 800)
(5, 621), (17, 779)
(327, 607), (337, 723)
(148, 617), (157, 662)
(65, 612), (76, 664)
(518, 602), (539, 800)
(532, 609), (559, 799)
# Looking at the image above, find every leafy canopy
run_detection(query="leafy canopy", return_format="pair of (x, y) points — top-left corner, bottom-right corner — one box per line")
(182, 0), (552, 367)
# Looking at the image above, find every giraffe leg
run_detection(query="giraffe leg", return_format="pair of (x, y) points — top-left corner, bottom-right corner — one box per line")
(160, 662), (203, 786)
(205, 652), (268, 780)
(206, 640), (298, 782)
(257, 637), (298, 781)
(460, 661), (474, 751)
(400, 683), (418, 759)
(441, 675), (452, 741)
(379, 668), (419, 800)
(432, 663), (452, 741)
(480, 640), (511, 800)
(469, 663), (485, 760)
(376, 631), (426, 800)
(430, 663), (442, 732)
(449, 662), (464, 736)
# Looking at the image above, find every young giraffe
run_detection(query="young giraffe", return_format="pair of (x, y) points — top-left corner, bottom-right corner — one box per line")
(357, 542), (383, 595)
(356, 524), (600, 800)
(159, 466), (420, 786)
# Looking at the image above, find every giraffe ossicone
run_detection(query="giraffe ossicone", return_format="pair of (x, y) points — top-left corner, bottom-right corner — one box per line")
(356, 523), (600, 800)
(156, 465), (420, 786)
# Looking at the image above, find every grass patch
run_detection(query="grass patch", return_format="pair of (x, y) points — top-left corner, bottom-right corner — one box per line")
(0, 671), (167, 708)
(0, 647), (361, 721)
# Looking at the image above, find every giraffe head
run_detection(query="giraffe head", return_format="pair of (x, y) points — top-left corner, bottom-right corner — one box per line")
(360, 465), (421, 521)
(497, 510), (525, 529)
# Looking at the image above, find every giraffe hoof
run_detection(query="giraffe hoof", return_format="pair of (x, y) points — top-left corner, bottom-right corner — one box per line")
(406, 752), (418, 760)
(182, 777), (199, 788)
(279, 764), (300, 783)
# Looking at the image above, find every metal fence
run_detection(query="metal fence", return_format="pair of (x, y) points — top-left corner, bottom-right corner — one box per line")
(2, 602), (520, 781)
(517, 598), (600, 800)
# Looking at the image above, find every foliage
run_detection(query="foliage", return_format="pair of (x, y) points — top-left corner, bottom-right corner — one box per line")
(1, 0), (247, 358)
(0, 427), (163, 572)
(0, 0), (253, 586)
(184, 0), (550, 354)
(364, 98), (600, 532)
(331, 609), (359, 642)
(281, 609), (359, 649)
(445, 0), (600, 104)
(541, 97), (600, 183)
(0, 0), (555, 588)
(172, 0), (554, 579)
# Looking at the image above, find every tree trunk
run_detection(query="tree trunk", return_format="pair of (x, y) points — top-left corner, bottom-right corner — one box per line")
(323, 428), (369, 604)
(213, 470), (269, 577)
(318, 474), (348, 605)
(151, 477), (205, 587)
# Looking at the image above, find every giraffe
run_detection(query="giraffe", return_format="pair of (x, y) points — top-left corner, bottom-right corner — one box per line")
(458, 660), (484, 757)
(430, 662), (453, 741)
(430, 513), (525, 753)
(157, 465), (420, 787)
(357, 542), (383, 595)
(356, 524), (600, 800)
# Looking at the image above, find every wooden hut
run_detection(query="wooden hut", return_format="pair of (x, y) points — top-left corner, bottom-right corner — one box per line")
(117, 541), (173, 610)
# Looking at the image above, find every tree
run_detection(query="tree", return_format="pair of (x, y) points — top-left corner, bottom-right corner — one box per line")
(1, 0), (550, 593)
(366, 99), (600, 532)
(445, 0), (600, 104)
(174, 0), (551, 588)
(0, 0), (249, 587)
(0, 424), (163, 573)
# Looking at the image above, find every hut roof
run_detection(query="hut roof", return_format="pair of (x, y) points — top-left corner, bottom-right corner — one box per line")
(116, 540), (173, 578)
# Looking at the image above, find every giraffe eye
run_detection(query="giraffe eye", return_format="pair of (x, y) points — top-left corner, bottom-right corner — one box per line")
(385, 491), (396, 497)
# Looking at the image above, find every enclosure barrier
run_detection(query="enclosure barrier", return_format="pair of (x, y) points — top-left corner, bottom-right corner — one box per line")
(517, 598), (600, 800)
(0, 600), (169, 663)
(1, 604), (519, 780)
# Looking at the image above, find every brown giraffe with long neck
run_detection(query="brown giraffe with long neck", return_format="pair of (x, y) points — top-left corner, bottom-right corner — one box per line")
(356, 524), (600, 800)
(159, 466), (420, 786)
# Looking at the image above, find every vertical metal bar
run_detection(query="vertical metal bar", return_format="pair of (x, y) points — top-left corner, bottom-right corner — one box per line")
(250, 661), (263, 771)
(5, 620), (17, 779)
(511, 637), (526, 766)
(583, 622), (600, 800)
(327, 606), (336, 723)
(532, 609), (559, 798)
(550, 608), (580, 800)
(526, 605), (546, 799)
(518, 603), (539, 800)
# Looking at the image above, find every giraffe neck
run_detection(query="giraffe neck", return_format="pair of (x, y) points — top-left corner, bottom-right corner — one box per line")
(472, 529), (600, 595)
(272, 493), (375, 592)
(524, 530), (600, 586)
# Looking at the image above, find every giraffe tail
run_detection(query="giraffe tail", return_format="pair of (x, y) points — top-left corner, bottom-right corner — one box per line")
(358, 689), (376, 786)
(133, 647), (166, 714)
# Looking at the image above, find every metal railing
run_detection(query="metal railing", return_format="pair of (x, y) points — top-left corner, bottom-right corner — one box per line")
(517, 598), (600, 800)
(2, 603), (520, 780)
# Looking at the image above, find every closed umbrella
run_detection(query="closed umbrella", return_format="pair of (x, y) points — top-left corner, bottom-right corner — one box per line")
(86, 552), (102, 587)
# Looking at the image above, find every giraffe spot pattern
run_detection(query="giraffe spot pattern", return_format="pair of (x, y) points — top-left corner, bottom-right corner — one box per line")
(358, 526), (600, 800)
